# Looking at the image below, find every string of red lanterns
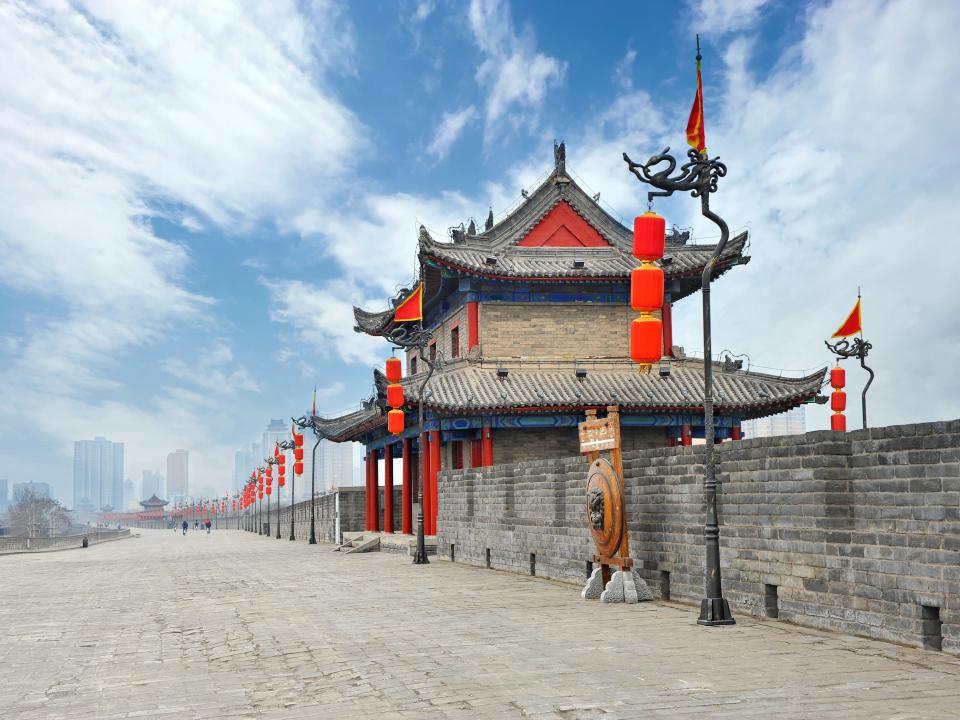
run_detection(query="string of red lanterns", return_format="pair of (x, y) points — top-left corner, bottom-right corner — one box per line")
(386, 355), (405, 434)
(630, 212), (666, 370)
(830, 365), (847, 432)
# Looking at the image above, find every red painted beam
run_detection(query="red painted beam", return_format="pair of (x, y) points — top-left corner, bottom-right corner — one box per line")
(467, 301), (479, 350)
(383, 444), (394, 533)
(421, 432), (432, 537)
(481, 425), (494, 467)
(429, 430), (441, 536)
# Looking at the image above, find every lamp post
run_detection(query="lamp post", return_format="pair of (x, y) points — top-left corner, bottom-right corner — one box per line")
(293, 415), (323, 545)
(278, 438), (297, 540)
(383, 322), (437, 565)
(263, 456), (278, 538)
(256, 466), (265, 535)
(623, 145), (736, 626)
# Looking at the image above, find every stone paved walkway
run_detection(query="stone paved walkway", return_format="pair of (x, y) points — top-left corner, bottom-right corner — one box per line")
(3, 529), (960, 719)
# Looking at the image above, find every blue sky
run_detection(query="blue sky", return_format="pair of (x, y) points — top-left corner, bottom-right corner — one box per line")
(2, 0), (959, 503)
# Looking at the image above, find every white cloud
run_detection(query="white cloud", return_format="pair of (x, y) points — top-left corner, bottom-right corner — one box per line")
(412, 0), (435, 23)
(612, 48), (637, 89)
(262, 277), (384, 366)
(426, 106), (478, 159)
(0, 0), (364, 499)
(690, 0), (770, 34)
(467, 0), (566, 142)
(163, 341), (260, 394)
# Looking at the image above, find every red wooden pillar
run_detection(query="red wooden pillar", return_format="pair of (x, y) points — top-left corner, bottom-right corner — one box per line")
(364, 453), (373, 530)
(661, 299), (673, 356)
(731, 426), (742, 441)
(421, 432), (432, 536)
(680, 424), (692, 446)
(667, 436), (678, 447)
(481, 425), (494, 466)
(371, 451), (380, 531)
(429, 429), (441, 536)
(401, 437), (412, 534)
(470, 438), (482, 468)
(467, 301), (480, 350)
(383, 444), (394, 533)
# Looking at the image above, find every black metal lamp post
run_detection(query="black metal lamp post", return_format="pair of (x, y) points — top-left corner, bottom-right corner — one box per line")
(264, 456), (279, 538)
(293, 415), (323, 544)
(382, 323), (438, 565)
(256, 466), (266, 535)
(623, 146), (736, 626)
(278, 439), (297, 540)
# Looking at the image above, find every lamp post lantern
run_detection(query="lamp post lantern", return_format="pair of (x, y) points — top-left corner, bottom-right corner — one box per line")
(623, 145), (735, 626)
(382, 322), (437, 565)
(278, 438), (297, 540)
(293, 415), (323, 545)
(264, 455), (279, 539)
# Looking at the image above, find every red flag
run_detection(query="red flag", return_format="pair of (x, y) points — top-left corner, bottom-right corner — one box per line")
(686, 46), (706, 155)
(394, 283), (423, 323)
(832, 298), (862, 338)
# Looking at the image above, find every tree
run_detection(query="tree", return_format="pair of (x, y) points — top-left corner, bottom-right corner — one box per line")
(5, 490), (74, 537)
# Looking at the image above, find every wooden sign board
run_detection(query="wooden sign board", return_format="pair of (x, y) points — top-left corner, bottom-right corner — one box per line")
(579, 416), (620, 454)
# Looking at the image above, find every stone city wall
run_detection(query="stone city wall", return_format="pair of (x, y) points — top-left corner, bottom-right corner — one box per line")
(0, 528), (132, 554)
(436, 420), (960, 655)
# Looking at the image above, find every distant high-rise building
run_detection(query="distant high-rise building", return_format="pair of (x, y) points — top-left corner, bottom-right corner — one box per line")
(141, 470), (164, 501)
(321, 440), (354, 491)
(232, 445), (258, 494)
(73, 437), (124, 511)
(123, 479), (135, 510)
(13, 481), (52, 502)
(741, 406), (806, 439)
(166, 450), (189, 501)
(0, 478), (8, 510)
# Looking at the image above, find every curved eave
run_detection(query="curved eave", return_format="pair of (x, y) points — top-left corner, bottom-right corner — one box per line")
(421, 247), (747, 290)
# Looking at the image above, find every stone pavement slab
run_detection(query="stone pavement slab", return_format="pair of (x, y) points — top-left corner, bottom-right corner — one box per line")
(1, 529), (959, 719)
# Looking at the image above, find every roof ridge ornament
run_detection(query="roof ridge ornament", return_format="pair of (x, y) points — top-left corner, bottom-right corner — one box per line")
(553, 139), (566, 177)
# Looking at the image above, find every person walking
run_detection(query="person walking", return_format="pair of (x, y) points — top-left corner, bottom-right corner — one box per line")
(205, 518), (211, 534)
(181, 520), (188, 536)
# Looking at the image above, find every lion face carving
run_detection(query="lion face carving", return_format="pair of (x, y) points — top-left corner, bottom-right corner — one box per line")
(588, 487), (604, 530)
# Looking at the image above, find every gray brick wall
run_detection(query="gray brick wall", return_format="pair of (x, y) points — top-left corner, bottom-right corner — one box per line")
(437, 420), (960, 655)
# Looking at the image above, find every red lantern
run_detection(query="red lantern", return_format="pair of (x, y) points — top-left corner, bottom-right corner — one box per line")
(277, 454), (285, 465)
(630, 265), (665, 312)
(265, 485), (271, 496)
(387, 383), (404, 408)
(294, 432), (304, 447)
(831, 414), (847, 432)
(294, 447), (304, 461)
(633, 212), (666, 261)
(258, 489), (263, 499)
(387, 409), (404, 434)
(266, 466), (272, 477)
(386, 356), (402, 383)
(278, 476), (285, 488)
(831, 391), (847, 412)
(630, 316), (662, 365)
(294, 461), (304, 475)
(830, 366), (845, 389)
(232, 500), (237, 511)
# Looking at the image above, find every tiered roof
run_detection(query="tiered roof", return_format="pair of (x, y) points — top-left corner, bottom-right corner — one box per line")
(321, 358), (824, 442)
(354, 144), (749, 337)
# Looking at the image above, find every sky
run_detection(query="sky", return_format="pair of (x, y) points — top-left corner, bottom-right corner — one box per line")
(2, 0), (958, 504)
